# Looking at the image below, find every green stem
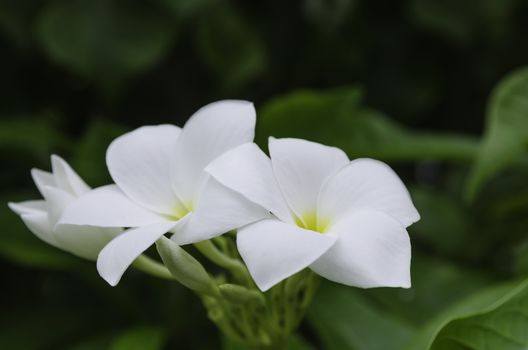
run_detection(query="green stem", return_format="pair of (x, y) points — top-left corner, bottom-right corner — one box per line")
(132, 254), (173, 280)
(194, 240), (252, 285)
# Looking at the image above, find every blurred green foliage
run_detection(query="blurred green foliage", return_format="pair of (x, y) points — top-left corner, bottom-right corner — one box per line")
(2, 0), (528, 349)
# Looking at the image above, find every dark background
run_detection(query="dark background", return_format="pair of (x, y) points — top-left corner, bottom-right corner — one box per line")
(2, 0), (528, 349)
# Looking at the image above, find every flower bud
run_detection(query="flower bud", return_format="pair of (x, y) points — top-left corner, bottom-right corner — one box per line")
(156, 236), (218, 296)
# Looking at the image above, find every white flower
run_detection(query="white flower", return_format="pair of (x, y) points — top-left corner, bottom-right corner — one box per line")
(8, 155), (119, 260)
(206, 137), (420, 291)
(60, 100), (268, 286)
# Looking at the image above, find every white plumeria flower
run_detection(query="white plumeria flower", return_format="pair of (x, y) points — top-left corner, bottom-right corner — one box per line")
(60, 100), (268, 286)
(206, 137), (420, 291)
(8, 155), (120, 260)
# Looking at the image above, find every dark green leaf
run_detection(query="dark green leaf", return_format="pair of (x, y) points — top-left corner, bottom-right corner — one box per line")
(36, 0), (177, 95)
(0, 303), (103, 350)
(407, 279), (528, 350)
(0, 0), (45, 49)
(410, 0), (518, 43)
(109, 326), (167, 350)
(0, 116), (69, 160)
(222, 334), (313, 350)
(196, 4), (267, 89)
(156, 0), (210, 19)
(409, 187), (485, 259)
(365, 254), (493, 326)
(67, 333), (114, 350)
(466, 67), (528, 200)
(309, 282), (415, 350)
(73, 119), (127, 186)
(257, 88), (478, 162)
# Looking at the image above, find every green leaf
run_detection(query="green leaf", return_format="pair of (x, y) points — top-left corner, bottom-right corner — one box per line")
(514, 239), (528, 276)
(0, 116), (69, 160)
(196, 4), (267, 89)
(365, 254), (493, 326)
(308, 282), (415, 350)
(257, 88), (478, 162)
(222, 334), (313, 350)
(407, 279), (528, 350)
(36, 0), (177, 95)
(109, 326), (166, 350)
(466, 67), (528, 200)
(73, 120), (128, 187)
(0, 301), (105, 350)
(409, 0), (518, 43)
(156, 236), (218, 296)
(156, 0), (210, 19)
(69, 337), (114, 350)
(0, 0), (45, 49)
(303, 0), (357, 31)
(410, 187), (474, 257)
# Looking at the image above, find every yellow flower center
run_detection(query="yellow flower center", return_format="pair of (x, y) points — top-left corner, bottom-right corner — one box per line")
(294, 211), (330, 233)
(168, 201), (192, 221)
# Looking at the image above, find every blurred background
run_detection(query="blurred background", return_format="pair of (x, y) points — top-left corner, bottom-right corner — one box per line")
(2, 0), (528, 349)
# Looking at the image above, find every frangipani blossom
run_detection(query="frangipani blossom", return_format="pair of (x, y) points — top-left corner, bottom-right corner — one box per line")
(206, 138), (420, 291)
(60, 101), (268, 286)
(8, 155), (120, 260)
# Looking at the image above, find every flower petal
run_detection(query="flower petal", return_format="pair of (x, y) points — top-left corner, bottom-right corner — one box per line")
(60, 185), (169, 228)
(97, 221), (178, 286)
(310, 210), (411, 288)
(50, 155), (91, 196)
(172, 176), (269, 245)
(206, 143), (293, 223)
(42, 186), (75, 225)
(31, 168), (55, 197)
(237, 219), (336, 291)
(172, 100), (256, 204)
(106, 124), (185, 216)
(19, 212), (57, 247)
(318, 158), (419, 227)
(54, 224), (121, 260)
(8, 200), (46, 216)
(269, 137), (349, 222)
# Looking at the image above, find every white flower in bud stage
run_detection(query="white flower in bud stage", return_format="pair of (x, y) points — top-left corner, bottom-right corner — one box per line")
(60, 101), (268, 286)
(206, 138), (420, 291)
(8, 155), (120, 260)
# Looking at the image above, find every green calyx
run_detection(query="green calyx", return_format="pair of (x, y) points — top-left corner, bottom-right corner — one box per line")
(154, 232), (319, 350)
(203, 269), (319, 350)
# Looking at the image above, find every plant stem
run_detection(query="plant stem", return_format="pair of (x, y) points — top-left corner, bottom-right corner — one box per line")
(194, 240), (252, 285)
(132, 254), (173, 280)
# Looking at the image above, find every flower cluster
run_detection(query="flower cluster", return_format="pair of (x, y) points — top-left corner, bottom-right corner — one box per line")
(9, 100), (419, 292)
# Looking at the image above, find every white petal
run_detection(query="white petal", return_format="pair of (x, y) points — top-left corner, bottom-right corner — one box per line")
(106, 124), (185, 216)
(8, 200), (46, 216)
(31, 168), (55, 197)
(54, 224), (121, 260)
(318, 159), (420, 227)
(20, 212), (57, 247)
(172, 100), (256, 204)
(269, 138), (349, 222)
(206, 143), (293, 223)
(97, 221), (178, 286)
(310, 210), (411, 288)
(172, 177), (269, 245)
(59, 185), (170, 228)
(50, 155), (91, 196)
(237, 219), (336, 291)
(42, 186), (75, 225)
